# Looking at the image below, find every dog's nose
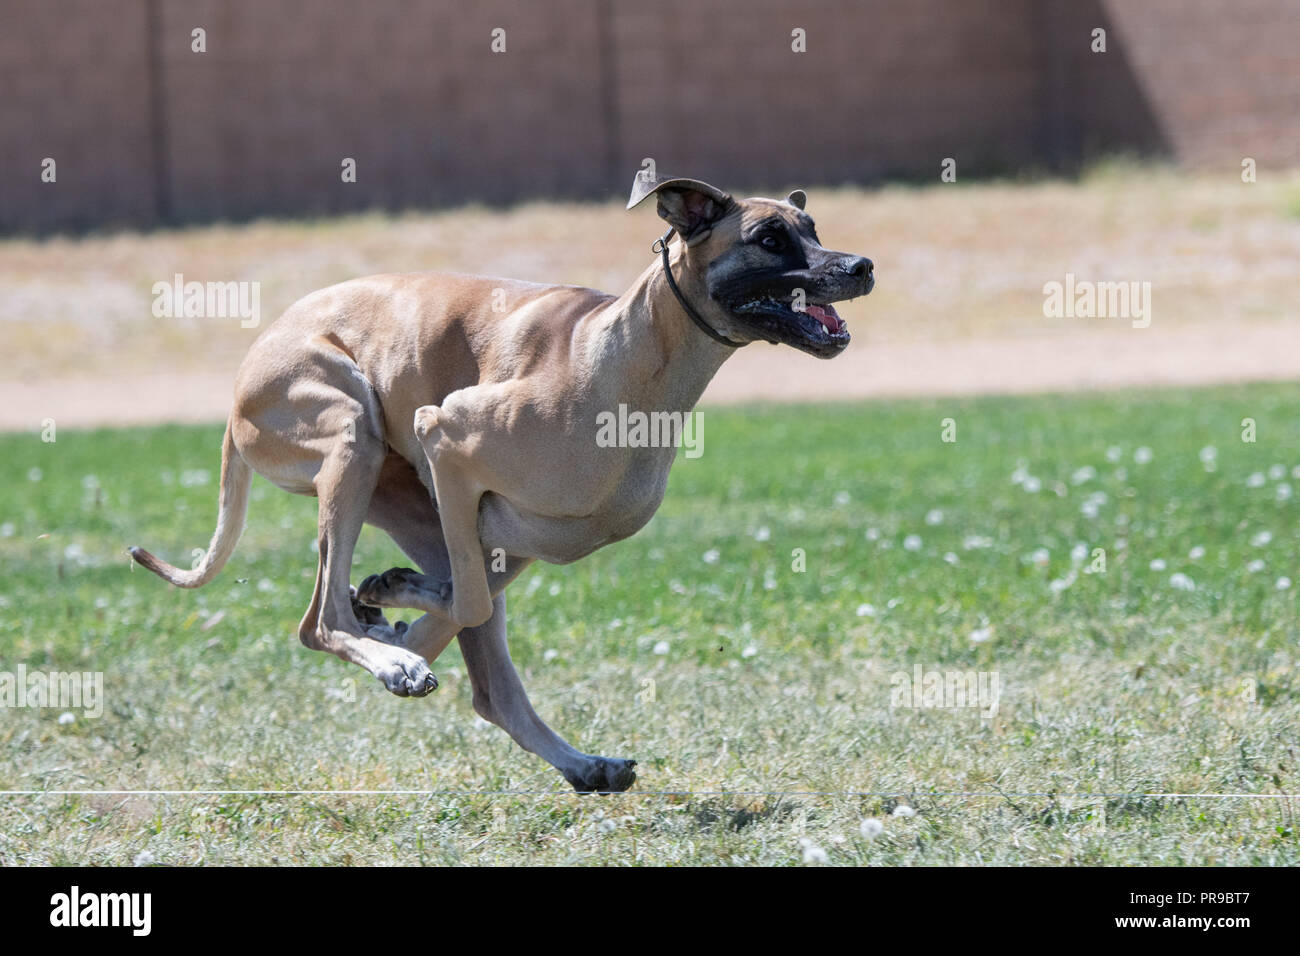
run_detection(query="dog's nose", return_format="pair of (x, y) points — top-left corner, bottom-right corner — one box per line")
(845, 256), (873, 281)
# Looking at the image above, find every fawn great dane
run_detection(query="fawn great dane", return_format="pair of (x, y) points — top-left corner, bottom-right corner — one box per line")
(130, 173), (874, 791)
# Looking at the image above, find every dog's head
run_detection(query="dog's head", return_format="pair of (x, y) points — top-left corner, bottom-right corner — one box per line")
(628, 174), (873, 358)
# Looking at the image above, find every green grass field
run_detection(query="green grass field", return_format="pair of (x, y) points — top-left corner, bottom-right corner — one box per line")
(1, 384), (1297, 865)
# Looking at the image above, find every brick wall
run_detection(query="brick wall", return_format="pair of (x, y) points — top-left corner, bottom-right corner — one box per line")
(1102, 0), (1300, 168)
(0, 0), (1296, 233)
(0, 0), (156, 230)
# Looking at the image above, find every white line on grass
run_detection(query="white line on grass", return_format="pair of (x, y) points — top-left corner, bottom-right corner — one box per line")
(0, 790), (1290, 798)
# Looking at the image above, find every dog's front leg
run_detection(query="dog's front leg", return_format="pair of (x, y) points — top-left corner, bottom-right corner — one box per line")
(414, 404), (494, 630)
(460, 593), (637, 793)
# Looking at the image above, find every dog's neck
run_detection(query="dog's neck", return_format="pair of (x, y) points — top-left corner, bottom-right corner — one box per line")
(584, 256), (739, 414)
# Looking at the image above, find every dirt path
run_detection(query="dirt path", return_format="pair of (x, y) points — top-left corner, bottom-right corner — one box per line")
(4, 319), (1296, 432)
(5, 170), (1297, 431)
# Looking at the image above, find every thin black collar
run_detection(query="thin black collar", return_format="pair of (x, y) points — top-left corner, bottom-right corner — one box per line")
(653, 228), (745, 349)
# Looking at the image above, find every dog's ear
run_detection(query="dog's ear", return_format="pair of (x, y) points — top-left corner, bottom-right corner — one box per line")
(787, 189), (807, 210)
(627, 173), (733, 244)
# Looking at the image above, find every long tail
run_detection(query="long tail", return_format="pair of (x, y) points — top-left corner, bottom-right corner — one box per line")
(129, 420), (252, 588)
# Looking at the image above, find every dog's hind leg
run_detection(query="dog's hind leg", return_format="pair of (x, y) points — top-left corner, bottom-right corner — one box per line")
(459, 593), (637, 794)
(299, 440), (439, 698)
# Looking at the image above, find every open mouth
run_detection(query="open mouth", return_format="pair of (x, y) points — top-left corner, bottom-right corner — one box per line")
(804, 302), (847, 335)
(730, 295), (853, 356)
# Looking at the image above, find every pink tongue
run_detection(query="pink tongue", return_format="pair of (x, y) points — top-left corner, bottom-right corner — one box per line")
(805, 303), (843, 333)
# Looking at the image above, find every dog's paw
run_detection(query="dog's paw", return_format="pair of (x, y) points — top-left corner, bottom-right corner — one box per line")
(374, 647), (438, 698)
(350, 585), (391, 628)
(564, 757), (637, 795)
(357, 567), (451, 612)
(363, 618), (410, 646)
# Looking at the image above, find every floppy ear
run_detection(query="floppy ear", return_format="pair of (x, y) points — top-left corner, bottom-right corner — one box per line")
(787, 189), (807, 210)
(627, 173), (734, 244)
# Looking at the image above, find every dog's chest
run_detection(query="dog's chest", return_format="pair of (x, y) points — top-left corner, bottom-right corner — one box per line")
(600, 445), (675, 536)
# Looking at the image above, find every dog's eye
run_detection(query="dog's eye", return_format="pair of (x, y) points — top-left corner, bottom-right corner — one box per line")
(759, 234), (783, 251)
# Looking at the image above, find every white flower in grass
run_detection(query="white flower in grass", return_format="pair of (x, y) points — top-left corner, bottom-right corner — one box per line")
(1011, 463), (1030, 485)
(925, 509), (944, 526)
(855, 603), (877, 618)
(963, 534), (992, 550)
(1277, 483), (1293, 501)
(1081, 500), (1100, 519)
(944, 552), (959, 566)
(548, 582), (562, 596)
(798, 838), (829, 864)
(1188, 546), (1206, 560)
(865, 527), (880, 541)
(1023, 476), (1042, 494)
(1198, 446), (1217, 464)
(1293, 465), (1300, 480)
(702, 549), (720, 564)
(1247, 559), (1266, 573)
(741, 644), (758, 658)
(543, 648), (559, 662)
(0, 523), (12, 538)
(892, 805), (917, 819)
(903, 534), (922, 552)
(27, 468), (43, 482)
(652, 640), (670, 656)
(133, 850), (156, 867)
(1071, 544), (1089, 563)
(1071, 466), (1096, 485)
(598, 818), (617, 835)
(1049, 576), (1073, 595)
(859, 818), (884, 839)
(1106, 446), (1122, 463)
(834, 491), (851, 506)
(1149, 559), (1167, 571)
(1030, 548), (1050, 567)
(1247, 472), (1266, 488)
(58, 712), (75, 725)
(1278, 577), (1292, 591)
(1251, 531), (1273, 547)
(753, 526), (771, 541)
(1134, 446), (1153, 464)
(969, 627), (993, 644)
(1169, 573), (1195, 592)
(1269, 464), (1286, 480)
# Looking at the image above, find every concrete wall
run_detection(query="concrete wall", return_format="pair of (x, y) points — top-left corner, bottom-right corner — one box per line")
(0, 0), (1295, 233)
